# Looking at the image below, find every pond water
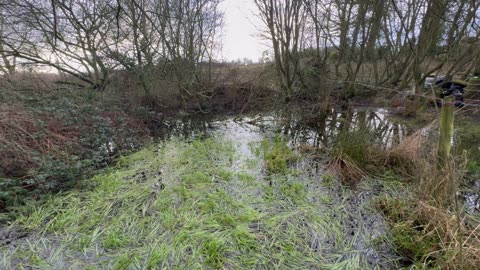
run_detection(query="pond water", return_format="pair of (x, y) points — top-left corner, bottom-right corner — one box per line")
(149, 107), (411, 147)
(148, 107), (479, 214)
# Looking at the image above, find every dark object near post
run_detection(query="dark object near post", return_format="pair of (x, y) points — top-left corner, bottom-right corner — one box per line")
(435, 78), (466, 108)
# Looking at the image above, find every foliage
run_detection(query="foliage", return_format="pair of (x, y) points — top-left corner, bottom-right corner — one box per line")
(0, 89), (149, 211)
(255, 136), (296, 174)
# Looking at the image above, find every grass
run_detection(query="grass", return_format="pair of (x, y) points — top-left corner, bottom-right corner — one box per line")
(324, 116), (480, 269)
(255, 135), (297, 174)
(0, 135), (394, 269)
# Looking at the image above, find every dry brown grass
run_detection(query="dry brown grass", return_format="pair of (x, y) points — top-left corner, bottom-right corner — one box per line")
(327, 153), (366, 185)
(382, 120), (480, 268)
(0, 104), (78, 177)
(384, 121), (438, 178)
(416, 201), (480, 269)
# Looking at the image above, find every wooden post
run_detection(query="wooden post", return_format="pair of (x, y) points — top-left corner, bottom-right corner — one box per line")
(437, 96), (455, 168)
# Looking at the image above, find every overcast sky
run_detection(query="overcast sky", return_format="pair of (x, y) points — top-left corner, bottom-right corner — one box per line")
(219, 0), (267, 62)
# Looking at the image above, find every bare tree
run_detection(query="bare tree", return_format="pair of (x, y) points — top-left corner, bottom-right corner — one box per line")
(0, 0), (119, 89)
(0, 0), (223, 95)
(0, 15), (16, 75)
(254, 0), (306, 99)
(299, 0), (480, 94)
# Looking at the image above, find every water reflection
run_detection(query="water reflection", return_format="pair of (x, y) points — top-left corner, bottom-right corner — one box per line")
(239, 108), (411, 149)
(463, 179), (480, 213)
(142, 108), (412, 153)
(144, 108), (479, 214)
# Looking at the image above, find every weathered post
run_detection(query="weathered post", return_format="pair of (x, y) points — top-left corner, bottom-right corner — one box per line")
(437, 96), (455, 168)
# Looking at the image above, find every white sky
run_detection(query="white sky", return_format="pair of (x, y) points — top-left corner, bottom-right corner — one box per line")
(219, 0), (267, 62)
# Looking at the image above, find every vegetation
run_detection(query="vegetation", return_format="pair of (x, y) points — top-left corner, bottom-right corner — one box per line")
(1, 0), (479, 269)
(254, 0), (480, 100)
(0, 88), (151, 211)
(1, 137), (402, 269)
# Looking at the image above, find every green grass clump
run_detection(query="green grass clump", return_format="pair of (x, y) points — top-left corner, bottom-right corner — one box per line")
(280, 182), (307, 205)
(331, 128), (380, 169)
(256, 136), (296, 174)
(322, 173), (335, 187)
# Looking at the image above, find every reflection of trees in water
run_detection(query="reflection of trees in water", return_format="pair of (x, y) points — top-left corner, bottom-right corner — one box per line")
(149, 117), (214, 140)
(146, 108), (410, 149)
(268, 109), (411, 149)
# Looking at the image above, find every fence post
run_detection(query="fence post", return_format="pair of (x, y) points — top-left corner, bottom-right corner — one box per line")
(437, 96), (455, 168)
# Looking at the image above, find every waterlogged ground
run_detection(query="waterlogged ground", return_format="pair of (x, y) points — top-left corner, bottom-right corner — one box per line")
(0, 109), (417, 269)
(0, 109), (443, 269)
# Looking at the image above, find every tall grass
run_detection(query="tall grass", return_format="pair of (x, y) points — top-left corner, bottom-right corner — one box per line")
(324, 118), (480, 269)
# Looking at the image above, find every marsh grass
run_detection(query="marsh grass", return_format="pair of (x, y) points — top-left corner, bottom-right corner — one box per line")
(0, 136), (389, 269)
(377, 194), (480, 269)
(377, 134), (480, 269)
(255, 135), (297, 175)
(327, 118), (480, 269)
(327, 127), (386, 184)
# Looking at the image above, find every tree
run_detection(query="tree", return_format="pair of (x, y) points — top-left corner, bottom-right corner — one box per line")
(254, 0), (306, 99)
(0, 0), (117, 89)
(0, 0), (224, 96)
(0, 14), (16, 75)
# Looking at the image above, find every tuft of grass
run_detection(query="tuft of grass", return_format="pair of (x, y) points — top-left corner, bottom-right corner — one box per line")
(256, 136), (296, 174)
(376, 195), (480, 269)
(280, 182), (307, 205)
(331, 128), (380, 168)
(327, 153), (366, 185)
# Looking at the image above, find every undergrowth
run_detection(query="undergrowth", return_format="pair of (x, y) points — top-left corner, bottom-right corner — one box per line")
(326, 118), (480, 269)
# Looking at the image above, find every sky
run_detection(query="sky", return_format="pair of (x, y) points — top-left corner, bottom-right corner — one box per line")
(219, 0), (267, 62)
